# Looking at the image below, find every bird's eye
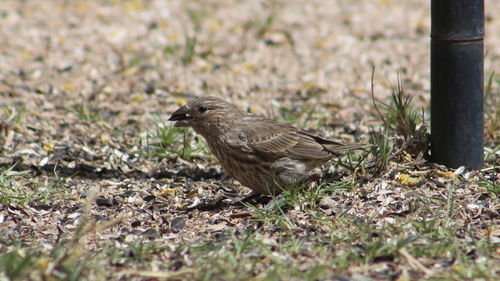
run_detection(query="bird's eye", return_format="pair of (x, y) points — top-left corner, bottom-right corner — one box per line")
(198, 106), (208, 113)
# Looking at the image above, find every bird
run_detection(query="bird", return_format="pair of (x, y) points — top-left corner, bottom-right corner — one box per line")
(168, 96), (367, 195)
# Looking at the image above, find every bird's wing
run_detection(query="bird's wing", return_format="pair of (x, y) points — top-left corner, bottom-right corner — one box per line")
(241, 118), (333, 160)
(286, 132), (335, 160)
(249, 130), (300, 155)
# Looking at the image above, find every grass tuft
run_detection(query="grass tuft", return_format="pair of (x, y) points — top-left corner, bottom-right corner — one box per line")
(142, 116), (210, 161)
(369, 68), (429, 170)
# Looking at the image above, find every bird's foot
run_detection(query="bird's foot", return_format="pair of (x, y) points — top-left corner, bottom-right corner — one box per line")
(229, 191), (268, 205)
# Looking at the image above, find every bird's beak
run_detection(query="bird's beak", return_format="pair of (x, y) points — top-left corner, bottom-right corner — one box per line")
(168, 105), (193, 127)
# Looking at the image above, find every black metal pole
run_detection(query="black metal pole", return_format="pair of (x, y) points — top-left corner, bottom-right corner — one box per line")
(431, 0), (484, 169)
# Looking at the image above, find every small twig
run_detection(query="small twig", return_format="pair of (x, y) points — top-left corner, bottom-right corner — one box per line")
(120, 269), (194, 280)
(480, 166), (499, 172)
(386, 141), (409, 163)
(399, 248), (434, 277)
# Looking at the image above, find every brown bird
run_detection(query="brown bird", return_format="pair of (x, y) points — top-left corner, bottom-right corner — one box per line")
(168, 96), (366, 195)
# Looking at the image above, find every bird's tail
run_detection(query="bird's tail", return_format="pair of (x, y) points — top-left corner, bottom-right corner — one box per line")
(300, 131), (371, 155)
(323, 143), (371, 155)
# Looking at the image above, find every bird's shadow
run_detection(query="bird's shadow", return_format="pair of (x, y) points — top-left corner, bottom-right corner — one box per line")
(184, 193), (273, 212)
(0, 160), (223, 182)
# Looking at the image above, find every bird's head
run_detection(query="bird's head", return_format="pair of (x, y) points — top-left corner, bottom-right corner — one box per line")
(168, 96), (240, 134)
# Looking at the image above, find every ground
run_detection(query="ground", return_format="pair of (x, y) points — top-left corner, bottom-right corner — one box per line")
(0, 0), (499, 280)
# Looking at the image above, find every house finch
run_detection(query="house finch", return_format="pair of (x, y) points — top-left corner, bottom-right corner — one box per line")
(168, 96), (366, 195)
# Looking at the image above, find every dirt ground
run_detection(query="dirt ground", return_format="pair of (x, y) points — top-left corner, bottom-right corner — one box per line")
(0, 0), (498, 280)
